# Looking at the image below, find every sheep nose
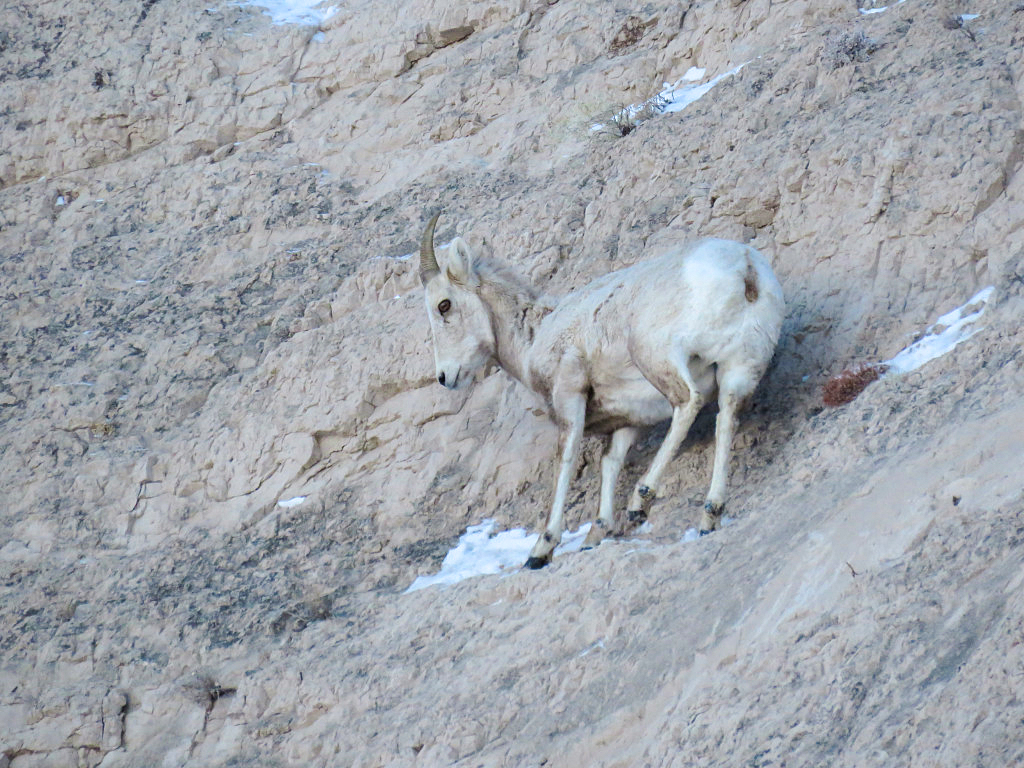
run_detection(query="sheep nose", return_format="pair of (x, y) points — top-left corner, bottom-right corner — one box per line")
(438, 372), (446, 386)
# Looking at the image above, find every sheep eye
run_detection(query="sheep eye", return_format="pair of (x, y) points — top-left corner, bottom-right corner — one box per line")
(438, 299), (451, 315)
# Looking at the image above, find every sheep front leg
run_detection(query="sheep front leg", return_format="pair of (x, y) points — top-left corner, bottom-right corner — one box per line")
(526, 392), (586, 569)
(583, 426), (637, 549)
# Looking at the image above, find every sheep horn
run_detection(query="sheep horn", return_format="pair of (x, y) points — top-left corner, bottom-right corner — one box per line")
(419, 211), (442, 283)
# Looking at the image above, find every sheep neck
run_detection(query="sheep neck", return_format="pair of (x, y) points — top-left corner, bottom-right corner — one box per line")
(476, 273), (550, 389)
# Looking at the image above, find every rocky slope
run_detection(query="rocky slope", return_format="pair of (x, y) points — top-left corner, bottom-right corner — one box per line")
(1, 0), (1022, 765)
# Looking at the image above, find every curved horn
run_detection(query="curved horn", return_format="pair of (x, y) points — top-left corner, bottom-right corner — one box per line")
(419, 211), (441, 283)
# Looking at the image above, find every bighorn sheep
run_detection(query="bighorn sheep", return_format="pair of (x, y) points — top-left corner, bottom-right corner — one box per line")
(419, 213), (784, 568)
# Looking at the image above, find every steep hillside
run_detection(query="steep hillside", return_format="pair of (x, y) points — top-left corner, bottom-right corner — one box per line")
(1, 0), (1022, 766)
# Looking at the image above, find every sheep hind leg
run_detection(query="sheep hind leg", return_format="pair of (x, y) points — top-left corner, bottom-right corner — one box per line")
(627, 349), (715, 529)
(626, 396), (703, 527)
(583, 426), (638, 549)
(700, 366), (757, 534)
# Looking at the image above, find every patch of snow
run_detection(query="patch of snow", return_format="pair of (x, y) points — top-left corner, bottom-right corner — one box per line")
(959, 13), (979, 22)
(277, 496), (307, 508)
(405, 519), (592, 593)
(239, 0), (337, 26)
(55, 196), (66, 206)
(578, 639), (605, 658)
(408, 511), (738, 592)
(681, 515), (735, 542)
(591, 62), (749, 133)
(681, 527), (702, 543)
(885, 286), (994, 374)
(858, 0), (906, 14)
(659, 62), (749, 114)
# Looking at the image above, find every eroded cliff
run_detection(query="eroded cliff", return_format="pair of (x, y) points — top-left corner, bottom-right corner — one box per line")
(1, 1), (1022, 766)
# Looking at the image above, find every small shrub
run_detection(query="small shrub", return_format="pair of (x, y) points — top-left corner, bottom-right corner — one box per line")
(602, 94), (669, 138)
(942, 14), (976, 41)
(822, 363), (888, 407)
(610, 106), (638, 137)
(822, 30), (880, 70)
(182, 671), (236, 708)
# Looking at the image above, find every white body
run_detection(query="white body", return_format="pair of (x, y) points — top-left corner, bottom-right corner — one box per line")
(419, 216), (784, 567)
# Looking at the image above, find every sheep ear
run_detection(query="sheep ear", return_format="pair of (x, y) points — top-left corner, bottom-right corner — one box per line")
(445, 237), (476, 285)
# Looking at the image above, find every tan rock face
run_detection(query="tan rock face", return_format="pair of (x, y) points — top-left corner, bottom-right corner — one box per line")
(2, 0), (1023, 766)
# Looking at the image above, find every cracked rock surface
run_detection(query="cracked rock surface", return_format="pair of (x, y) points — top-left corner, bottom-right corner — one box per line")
(1, 0), (1023, 766)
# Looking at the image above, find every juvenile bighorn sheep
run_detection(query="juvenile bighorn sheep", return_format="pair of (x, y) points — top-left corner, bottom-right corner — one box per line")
(419, 213), (784, 568)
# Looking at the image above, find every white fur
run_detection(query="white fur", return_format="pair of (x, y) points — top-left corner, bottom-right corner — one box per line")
(421, 231), (784, 566)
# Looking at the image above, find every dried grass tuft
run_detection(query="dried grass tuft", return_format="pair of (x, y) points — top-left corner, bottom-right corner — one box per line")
(822, 363), (888, 407)
(822, 30), (880, 70)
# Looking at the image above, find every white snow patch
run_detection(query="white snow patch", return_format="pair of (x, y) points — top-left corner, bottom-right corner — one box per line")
(405, 519), (592, 593)
(884, 286), (994, 374)
(959, 13), (980, 22)
(858, 0), (906, 14)
(681, 515), (736, 542)
(591, 62), (749, 133)
(239, 0), (337, 25)
(659, 62), (749, 114)
(407, 512), (736, 592)
(578, 639), (605, 658)
(277, 496), (307, 508)
(681, 527), (702, 543)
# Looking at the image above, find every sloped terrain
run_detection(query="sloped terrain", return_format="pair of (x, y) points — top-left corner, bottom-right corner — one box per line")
(1, 0), (1022, 766)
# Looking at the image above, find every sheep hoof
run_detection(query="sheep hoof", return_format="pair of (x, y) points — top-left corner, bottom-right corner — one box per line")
(627, 508), (648, 525)
(524, 555), (551, 570)
(699, 528), (714, 537)
(700, 500), (724, 533)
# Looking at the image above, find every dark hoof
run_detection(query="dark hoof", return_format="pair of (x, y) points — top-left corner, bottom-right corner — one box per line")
(638, 484), (653, 500)
(627, 509), (648, 525)
(704, 500), (724, 516)
(524, 555), (550, 570)
(699, 528), (714, 537)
